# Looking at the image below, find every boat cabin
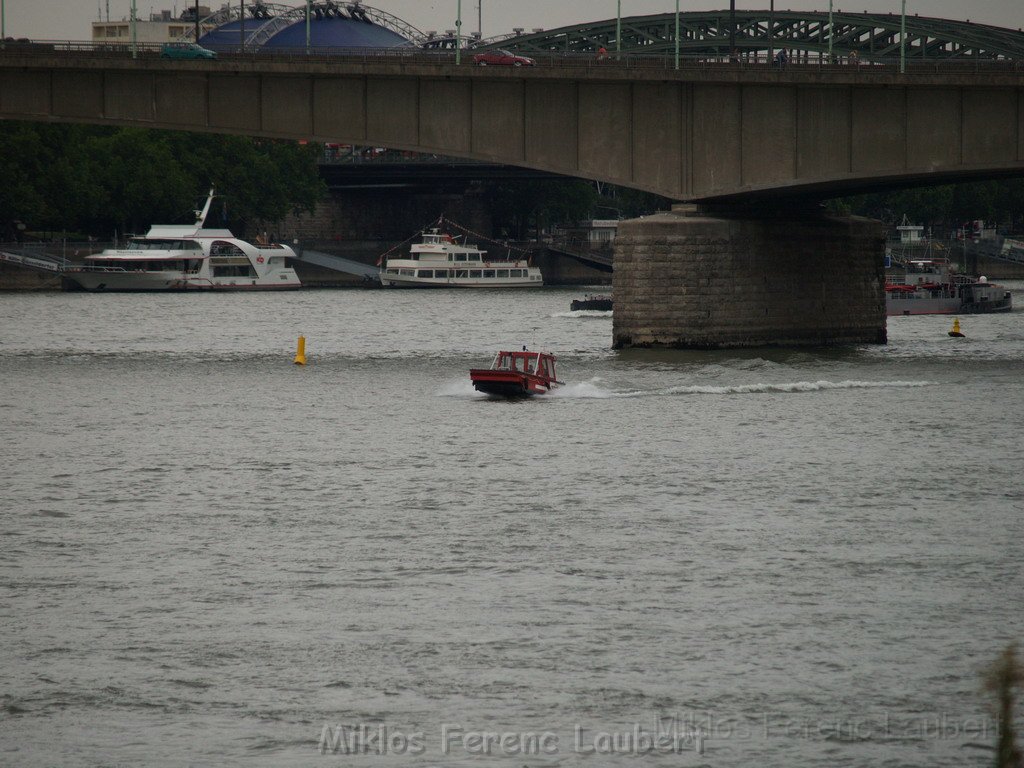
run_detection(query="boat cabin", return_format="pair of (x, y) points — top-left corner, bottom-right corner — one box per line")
(410, 229), (488, 263)
(490, 350), (557, 380)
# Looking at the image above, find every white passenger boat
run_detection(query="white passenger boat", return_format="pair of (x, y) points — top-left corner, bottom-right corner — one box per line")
(379, 226), (543, 288)
(65, 190), (301, 292)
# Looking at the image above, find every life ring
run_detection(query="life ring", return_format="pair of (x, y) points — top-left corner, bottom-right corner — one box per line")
(256, 256), (265, 264)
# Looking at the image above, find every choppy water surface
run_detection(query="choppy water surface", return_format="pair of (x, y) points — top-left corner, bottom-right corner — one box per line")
(1, 287), (1023, 767)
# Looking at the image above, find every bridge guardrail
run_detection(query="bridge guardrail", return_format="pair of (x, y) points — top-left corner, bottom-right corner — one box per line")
(3, 39), (1024, 75)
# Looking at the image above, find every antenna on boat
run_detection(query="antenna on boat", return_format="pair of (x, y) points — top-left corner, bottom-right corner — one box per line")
(195, 188), (215, 226)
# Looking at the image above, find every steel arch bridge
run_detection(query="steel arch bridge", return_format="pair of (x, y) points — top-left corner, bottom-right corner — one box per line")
(494, 10), (1024, 62)
(182, 2), (425, 48)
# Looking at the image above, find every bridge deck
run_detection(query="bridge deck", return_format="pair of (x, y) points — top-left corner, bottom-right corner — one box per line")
(3, 50), (1024, 202)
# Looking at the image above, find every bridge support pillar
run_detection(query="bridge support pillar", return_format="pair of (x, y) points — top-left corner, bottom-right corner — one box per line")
(612, 205), (887, 349)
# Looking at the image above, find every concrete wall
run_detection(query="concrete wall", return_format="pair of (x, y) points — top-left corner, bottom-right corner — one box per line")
(613, 208), (887, 348)
(2, 56), (1023, 201)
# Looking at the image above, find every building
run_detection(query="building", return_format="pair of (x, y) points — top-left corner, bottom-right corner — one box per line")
(91, 7), (212, 45)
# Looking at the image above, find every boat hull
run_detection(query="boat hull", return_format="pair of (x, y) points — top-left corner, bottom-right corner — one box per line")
(570, 297), (613, 311)
(66, 271), (187, 292)
(66, 271), (301, 292)
(380, 274), (542, 288)
(886, 295), (1013, 316)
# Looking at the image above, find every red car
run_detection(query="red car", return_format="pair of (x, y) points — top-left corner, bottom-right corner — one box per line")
(472, 49), (536, 67)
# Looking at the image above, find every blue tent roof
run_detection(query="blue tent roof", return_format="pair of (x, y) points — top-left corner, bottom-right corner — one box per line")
(200, 17), (409, 49)
(198, 20), (247, 48)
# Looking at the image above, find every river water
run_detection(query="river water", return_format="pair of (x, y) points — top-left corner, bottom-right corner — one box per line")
(1, 286), (1023, 767)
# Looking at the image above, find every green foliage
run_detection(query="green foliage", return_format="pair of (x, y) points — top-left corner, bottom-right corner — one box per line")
(837, 179), (1024, 230)
(600, 186), (673, 219)
(0, 122), (57, 232)
(0, 121), (325, 238)
(480, 179), (672, 238)
(483, 179), (599, 239)
(79, 128), (196, 234)
(163, 132), (325, 228)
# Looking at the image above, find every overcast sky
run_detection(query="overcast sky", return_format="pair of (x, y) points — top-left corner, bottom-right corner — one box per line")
(4, 1), (1022, 41)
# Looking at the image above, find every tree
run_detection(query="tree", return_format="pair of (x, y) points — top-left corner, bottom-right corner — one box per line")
(482, 180), (599, 239)
(0, 121), (325, 239)
(0, 122), (52, 236)
(164, 132), (325, 231)
(833, 178), (1024, 232)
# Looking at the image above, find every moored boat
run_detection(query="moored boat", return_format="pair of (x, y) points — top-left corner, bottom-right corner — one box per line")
(470, 349), (562, 397)
(64, 190), (301, 292)
(570, 294), (613, 311)
(885, 258), (1012, 316)
(380, 222), (542, 288)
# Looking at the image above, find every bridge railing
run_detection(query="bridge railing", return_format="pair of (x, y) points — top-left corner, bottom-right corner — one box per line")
(320, 146), (492, 165)
(4, 39), (1024, 75)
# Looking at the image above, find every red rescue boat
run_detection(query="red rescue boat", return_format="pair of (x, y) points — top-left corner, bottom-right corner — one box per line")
(470, 349), (562, 397)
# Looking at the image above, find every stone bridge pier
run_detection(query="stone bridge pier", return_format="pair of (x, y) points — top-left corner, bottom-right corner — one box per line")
(612, 206), (887, 349)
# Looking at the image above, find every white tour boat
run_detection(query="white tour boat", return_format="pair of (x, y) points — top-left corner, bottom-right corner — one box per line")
(379, 226), (543, 288)
(65, 190), (301, 291)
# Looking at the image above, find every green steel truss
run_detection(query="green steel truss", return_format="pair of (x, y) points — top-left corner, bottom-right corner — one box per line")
(491, 10), (1024, 61)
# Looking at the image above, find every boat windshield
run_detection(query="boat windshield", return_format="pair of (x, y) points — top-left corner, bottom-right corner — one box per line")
(492, 351), (552, 376)
(128, 239), (202, 251)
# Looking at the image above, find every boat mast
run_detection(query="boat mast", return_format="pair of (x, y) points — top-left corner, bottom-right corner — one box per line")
(195, 189), (215, 226)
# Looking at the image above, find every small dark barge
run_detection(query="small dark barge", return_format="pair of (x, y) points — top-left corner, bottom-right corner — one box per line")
(570, 294), (613, 311)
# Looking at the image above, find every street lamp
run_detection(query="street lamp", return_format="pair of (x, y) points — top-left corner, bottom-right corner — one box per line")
(305, 0), (310, 54)
(828, 0), (833, 61)
(455, 0), (462, 65)
(616, 0), (621, 57)
(130, 0), (137, 58)
(730, 0), (736, 55)
(900, 0), (907, 73)
(674, 0), (679, 70)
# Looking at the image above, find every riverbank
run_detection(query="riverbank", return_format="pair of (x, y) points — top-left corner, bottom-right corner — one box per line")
(0, 242), (612, 290)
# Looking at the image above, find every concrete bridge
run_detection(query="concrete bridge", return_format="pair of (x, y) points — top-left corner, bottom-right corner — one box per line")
(2, 49), (1023, 347)
(2, 50), (1023, 201)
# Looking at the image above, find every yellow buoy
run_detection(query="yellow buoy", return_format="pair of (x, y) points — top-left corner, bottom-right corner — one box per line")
(948, 318), (964, 338)
(293, 335), (307, 365)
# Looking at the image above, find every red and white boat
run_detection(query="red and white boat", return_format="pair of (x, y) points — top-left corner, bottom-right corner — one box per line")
(379, 222), (543, 288)
(64, 189), (301, 292)
(470, 349), (562, 397)
(885, 258), (1012, 316)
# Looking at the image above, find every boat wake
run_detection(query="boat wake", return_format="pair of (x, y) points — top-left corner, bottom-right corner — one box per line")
(552, 310), (613, 319)
(437, 380), (487, 398)
(549, 378), (935, 399)
(439, 377), (934, 399)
